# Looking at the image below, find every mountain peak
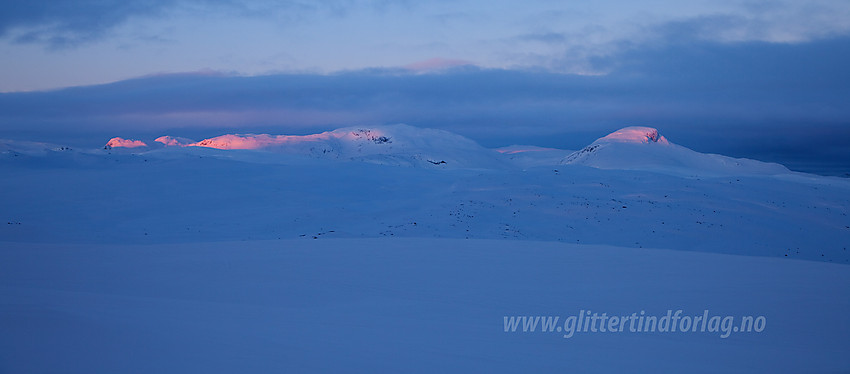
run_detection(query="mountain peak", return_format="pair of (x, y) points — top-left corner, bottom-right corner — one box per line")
(155, 136), (194, 147)
(104, 137), (147, 149)
(111, 124), (505, 168)
(597, 126), (669, 145)
(563, 126), (789, 176)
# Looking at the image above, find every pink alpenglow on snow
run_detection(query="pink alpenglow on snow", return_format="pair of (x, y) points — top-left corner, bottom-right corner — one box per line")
(189, 134), (301, 150)
(188, 129), (390, 150)
(104, 137), (147, 149)
(155, 136), (195, 147)
(599, 126), (669, 145)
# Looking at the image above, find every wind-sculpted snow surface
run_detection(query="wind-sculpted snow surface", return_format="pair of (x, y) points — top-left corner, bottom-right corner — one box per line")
(0, 239), (848, 373)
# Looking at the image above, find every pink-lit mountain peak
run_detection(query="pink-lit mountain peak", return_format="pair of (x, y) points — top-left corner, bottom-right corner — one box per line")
(186, 128), (391, 150)
(98, 124), (790, 175)
(145, 124), (504, 168)
(104, 137), (147, 149)
(597, 126), (669, 145)
(155, 136), (194, 147)
(563, 126), (789, 176)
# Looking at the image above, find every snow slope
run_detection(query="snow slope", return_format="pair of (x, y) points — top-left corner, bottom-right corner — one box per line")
(1, 238), (848, 373)
(563, 126), (791, 177)
(496, 145), (575, 168)
(1, 124), (848, 373)
(1, 139), (75, 156)
(1, 144), (847, 263)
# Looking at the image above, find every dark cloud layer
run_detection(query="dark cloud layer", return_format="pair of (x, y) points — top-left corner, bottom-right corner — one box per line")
(1, 37), (849, 175)
(0, 0), (181, 47)
(0, 0), (411, 48)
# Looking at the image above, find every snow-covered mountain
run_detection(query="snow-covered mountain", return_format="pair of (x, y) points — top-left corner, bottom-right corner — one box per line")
(562, 126), (790, 176)
(2, 123), (849, 373)
(155, 135), (194, 146)
(104, 137), (147, 149)
(3, 124), (849, 263)
(95, 125), (794, 176)
(154, 124), (508, 168)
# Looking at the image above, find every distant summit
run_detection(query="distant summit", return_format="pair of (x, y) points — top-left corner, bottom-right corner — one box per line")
(96, 124), (794, 175)
(155, 136), (194, 147)
(563, 127), (789, 176)
(597, 126), (669, 144)
(104, 137), (147, 149)
(184, 129), (391, 150)
(155, 124), (507, 168)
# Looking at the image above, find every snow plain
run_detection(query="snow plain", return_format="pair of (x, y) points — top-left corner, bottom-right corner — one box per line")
(1, 125), (849, 372)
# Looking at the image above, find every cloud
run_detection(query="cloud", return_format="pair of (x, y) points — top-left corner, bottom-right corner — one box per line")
(0, 0), (179, 48)
(2, 0), (847, 64)
(1, 37), (849, 173)
(494, 1), (850, 75)
(3, 36), (848, 127)
(517, 32), (568, 44)
(645, 3), (850, 45)
(403, 58), (474, 72)
(0, 0), (424, 48)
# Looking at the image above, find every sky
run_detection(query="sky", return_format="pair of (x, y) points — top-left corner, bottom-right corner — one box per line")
(1, 0), (850, 174)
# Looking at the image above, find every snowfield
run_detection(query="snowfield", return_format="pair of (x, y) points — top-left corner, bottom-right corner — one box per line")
(1, 125), (849, 372)
(1, 239), (848, 373)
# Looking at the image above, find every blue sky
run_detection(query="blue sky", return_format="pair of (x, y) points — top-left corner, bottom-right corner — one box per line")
(1, 0), (850, 174)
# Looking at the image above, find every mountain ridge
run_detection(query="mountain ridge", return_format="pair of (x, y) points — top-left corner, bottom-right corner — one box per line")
(0, 124), (807, 176)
